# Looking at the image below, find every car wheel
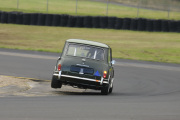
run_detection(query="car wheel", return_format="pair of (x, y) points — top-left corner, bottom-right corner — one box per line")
(51, 76), (62, 88)
(109, 84), (113, 94)
(101, 85), (109, 95)
(109, 78), (114, 94)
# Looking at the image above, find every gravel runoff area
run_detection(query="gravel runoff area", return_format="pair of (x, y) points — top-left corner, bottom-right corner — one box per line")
(0, 75), (31, 96)
(0, 75), (90, 97)
(0, 76), (30, 88)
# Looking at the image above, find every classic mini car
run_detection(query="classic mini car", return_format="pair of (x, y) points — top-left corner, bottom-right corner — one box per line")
(51, 39), (115, 95)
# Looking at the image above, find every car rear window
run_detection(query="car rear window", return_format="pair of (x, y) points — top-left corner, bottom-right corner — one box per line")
(66, 43), (104, 60)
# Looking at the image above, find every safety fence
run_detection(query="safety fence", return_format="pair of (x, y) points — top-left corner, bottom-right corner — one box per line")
(1, 0), (180, 20)
(0, 11), (180, 32)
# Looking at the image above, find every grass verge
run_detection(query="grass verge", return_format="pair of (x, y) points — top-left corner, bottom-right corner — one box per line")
(0, 23), (180, 64)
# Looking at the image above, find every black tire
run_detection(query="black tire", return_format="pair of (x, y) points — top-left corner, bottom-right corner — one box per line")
(146, 19), (153, 32)
(51, 76), (62, 88)
(108, 17), (117, 29)
(130, 19), (138, 31)
(137, 18), (146, 31)
(153, 20), (162, 32)
(8, 12), (17, 24)
(0, 11), (2, 23)
(60, 14), (68, 27)
(0, 12), (8, 23)
(161, 20), (169, 32)
(52, 14), (61, 26)
(115, 18), (123, 29)
(92, 16), (100, 28)
(67, 16), (76, 27)
(23, 13), (31, 25)
(37, 13), (46, 26)
(84, 16), (92, 28)
(109, 76), (114, 94)
(177, 21), (180, 33)
(100, 16), (108, 29)
(16, 12), (23, 24)
(45, 14), (53, 26)
(169, 20), (177, 32)
(122, 18), (131, 30)
(75, 16), (84, 28)
(30, 13), (38, 25)
(101, 85), (109, 95)
(109, 84), (113, 94)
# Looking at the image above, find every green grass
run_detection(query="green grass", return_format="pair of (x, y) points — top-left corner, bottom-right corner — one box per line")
(0, 23), (180, 64)
(0, 0), (180, 20)
(113, 0), (180, 12)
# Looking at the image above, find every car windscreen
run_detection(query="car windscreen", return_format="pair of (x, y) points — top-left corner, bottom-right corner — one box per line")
(66, 44), (104, 60)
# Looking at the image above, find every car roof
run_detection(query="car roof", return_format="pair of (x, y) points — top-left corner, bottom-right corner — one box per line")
(66, 39), (109, 48)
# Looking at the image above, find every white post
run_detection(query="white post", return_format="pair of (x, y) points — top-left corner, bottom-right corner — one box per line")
(17, 0), (19, 9)
(106, 0), (109, 16)
(47, 0), (49, 12)
(76, 0), (78, 15)
(168, 0), (172, 19)
(137, 0), (140, 18)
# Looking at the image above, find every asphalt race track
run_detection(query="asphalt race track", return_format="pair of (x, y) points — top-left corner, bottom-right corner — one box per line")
(0, 48), (180, 120)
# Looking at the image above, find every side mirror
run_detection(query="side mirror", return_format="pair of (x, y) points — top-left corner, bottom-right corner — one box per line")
(58, 57), (61, 60)
(111, 60), (116, 65)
